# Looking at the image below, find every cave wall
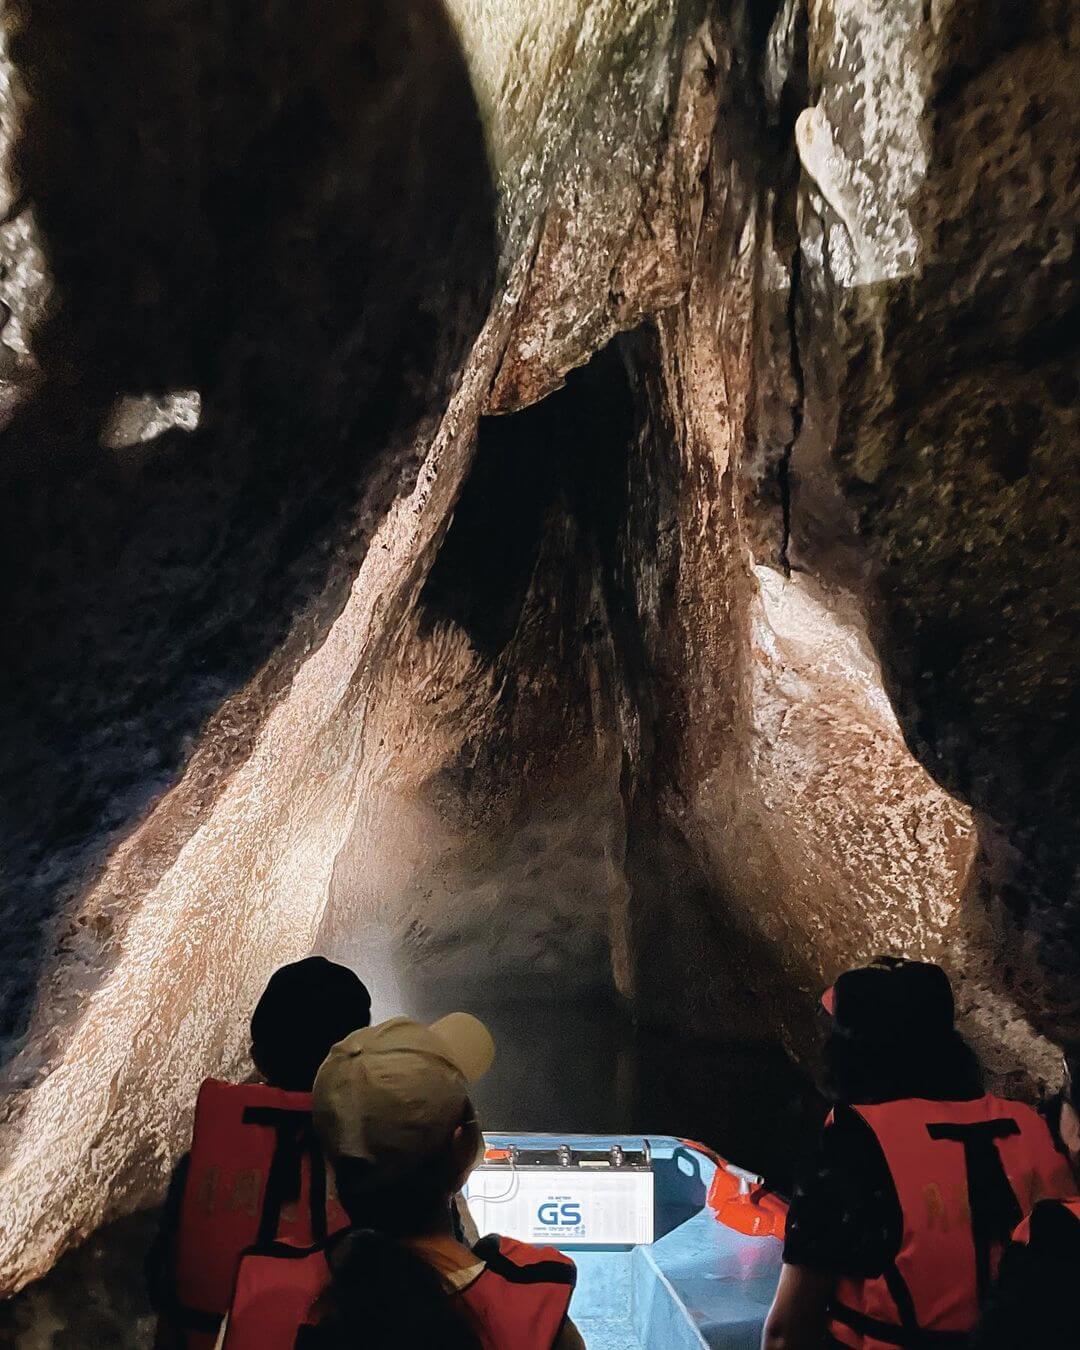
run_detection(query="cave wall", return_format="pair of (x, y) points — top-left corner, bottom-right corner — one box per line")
(2, 0), (1078, 1298)
(322, 348), (635, 1008)
(0, 0), (724, 1295)
(316, 0), (1080, 1078)
(789, 0), (1080, 1037)
(0, 0), (498, 1057)
(610, 0), (1080, 1070)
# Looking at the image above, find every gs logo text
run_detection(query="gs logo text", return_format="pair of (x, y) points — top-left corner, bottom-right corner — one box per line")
(538, 1201), (582, 1226)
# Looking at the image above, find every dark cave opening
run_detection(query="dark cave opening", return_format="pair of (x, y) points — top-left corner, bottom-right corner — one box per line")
(419, 341), (636, 659)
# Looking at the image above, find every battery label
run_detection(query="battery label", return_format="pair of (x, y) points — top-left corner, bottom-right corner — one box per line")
(464, 1168), (654, 1246)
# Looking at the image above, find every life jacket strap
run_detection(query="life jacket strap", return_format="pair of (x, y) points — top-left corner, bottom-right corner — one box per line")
(830, 1302), (970, 1347)
(925, 1117), (1022, 1301)
(881, 1261), (919, 1333)
(830, 1257), (961, 1347)
(241, 1106), (330, 1249)
(471, 1235), (577, 1287)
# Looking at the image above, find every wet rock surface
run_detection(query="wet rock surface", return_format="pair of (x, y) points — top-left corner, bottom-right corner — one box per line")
(2, 0), (1078, 1309)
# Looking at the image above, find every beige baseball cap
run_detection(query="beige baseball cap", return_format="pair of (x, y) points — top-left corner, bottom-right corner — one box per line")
(312, 1013), (495, 1166)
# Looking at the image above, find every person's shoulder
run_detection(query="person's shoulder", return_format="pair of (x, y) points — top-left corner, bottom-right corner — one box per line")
(818, 1104), (888, 1169)
(1028, 1198), (1080, 1252)
(784, 1103), (901, 1272)
(195, 1075), (235, 1098)
(825, 1102), (874, 1133)
(473, 1234), (576, 1282)
(787, 1104), (883, 1199)
(987, 1093), (1059, 1140)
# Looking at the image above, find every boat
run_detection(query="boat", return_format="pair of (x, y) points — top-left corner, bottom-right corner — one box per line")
(463, 1133), (786, 1349)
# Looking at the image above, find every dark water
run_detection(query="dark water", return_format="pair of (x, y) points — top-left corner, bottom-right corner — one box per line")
(455, 999), (823, 1195)
(0, 998), (823, 1345)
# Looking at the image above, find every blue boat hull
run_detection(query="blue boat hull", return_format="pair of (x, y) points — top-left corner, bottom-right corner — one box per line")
(476, 1134), (783, 1348)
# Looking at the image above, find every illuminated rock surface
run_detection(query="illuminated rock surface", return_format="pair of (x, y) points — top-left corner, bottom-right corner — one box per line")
(1, 0), (1077, 1309)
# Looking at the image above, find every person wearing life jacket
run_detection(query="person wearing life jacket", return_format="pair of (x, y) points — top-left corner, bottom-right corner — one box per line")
(147, 957), (372, 1350)
(219, 1012), (585, 1350)
(972, 1043), (1080, 1349)
(762, 956), (1075, 1350)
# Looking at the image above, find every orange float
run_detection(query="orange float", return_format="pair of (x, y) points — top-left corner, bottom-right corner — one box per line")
(680, 1138), (787, 1241)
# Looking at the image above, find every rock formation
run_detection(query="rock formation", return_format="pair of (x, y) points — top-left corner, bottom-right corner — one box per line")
(1, 0), (1077, 1298)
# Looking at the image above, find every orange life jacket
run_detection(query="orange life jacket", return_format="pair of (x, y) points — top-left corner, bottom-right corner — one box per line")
(827, 1094), (1075, 1349)
(171, 1079), (348, 1348)
(221, 1232), (576, 1350)
(1012, 1195), (1080, 1245)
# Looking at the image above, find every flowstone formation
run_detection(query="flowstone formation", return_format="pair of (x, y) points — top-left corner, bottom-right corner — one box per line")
(1, 0), (1077, 1299)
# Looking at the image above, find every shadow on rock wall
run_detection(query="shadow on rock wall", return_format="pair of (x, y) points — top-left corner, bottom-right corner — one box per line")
(0, 0), (496, 1053)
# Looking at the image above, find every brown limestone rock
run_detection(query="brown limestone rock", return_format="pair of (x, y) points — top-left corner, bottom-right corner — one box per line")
(788, 0), (1080, 1034)
(3, 0), (1078, 1307)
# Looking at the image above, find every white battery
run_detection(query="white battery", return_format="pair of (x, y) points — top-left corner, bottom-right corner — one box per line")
(464, 1165), (654, 1246)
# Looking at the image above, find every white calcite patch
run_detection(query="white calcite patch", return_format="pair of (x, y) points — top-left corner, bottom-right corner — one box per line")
(99, 390), (202, 449)
(796, 0), (929, 285)
(747, 564), (975, 948)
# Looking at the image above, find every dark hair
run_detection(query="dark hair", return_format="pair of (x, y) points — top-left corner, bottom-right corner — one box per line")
(250, 957), (372, 1091)
(307, 1139), (482, 1350)
(1064, 1045), (1080, 1114)
(823, 1022), (985, 1105)
(305, 1230), (481, 1350)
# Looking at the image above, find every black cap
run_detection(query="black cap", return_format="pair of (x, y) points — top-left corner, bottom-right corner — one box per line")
(823, 956), (955, 1043)
(250, 957), (372, 1090)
